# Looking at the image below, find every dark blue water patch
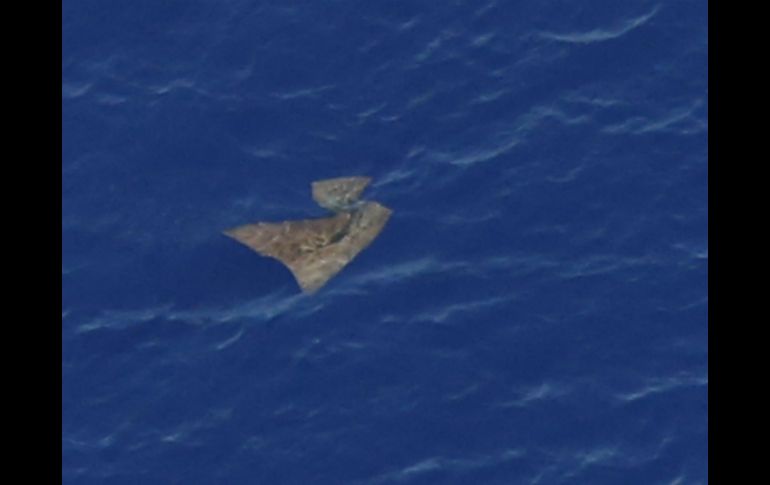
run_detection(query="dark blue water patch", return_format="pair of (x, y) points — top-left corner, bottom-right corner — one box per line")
(63, 1), (708, 483)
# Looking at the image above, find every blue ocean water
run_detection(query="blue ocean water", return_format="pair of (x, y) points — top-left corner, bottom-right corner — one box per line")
(62, 1), (708, 484)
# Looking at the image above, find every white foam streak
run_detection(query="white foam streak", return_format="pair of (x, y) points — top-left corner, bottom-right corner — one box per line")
(540, 6), (661, 44)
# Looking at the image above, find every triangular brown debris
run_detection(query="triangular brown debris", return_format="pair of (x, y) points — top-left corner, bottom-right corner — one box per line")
(224, 177), (391, 293)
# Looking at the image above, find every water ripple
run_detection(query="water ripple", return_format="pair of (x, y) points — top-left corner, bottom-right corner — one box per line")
(364, 448), (525, 484)
(539, 6), (661, 45)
